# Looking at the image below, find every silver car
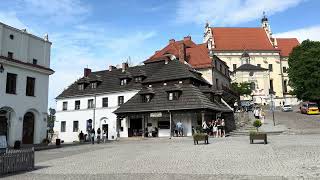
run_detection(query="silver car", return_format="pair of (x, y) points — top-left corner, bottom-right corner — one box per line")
(282, 105), (293, 112)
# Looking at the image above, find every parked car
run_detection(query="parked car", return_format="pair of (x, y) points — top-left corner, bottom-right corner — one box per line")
(300, 102), (319, 115)
(282, 105), (293, 112)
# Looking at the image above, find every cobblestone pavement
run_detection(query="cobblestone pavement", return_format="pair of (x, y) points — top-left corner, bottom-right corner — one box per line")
(5, 135), (320, 180)
(265, 107), (320, 134)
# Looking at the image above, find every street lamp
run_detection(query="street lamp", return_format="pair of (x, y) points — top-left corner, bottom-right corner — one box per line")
(0, 63), (4, 73)
(268, 72), (276, 126)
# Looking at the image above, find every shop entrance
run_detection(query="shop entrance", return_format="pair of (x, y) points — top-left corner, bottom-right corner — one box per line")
(128, 118), (142, 137)
(0, 110), (8, 141)
(102, 124), (108, 139)
(22, 112), (35, 144)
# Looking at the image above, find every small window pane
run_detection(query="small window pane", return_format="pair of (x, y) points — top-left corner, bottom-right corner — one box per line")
(88, 99), (94, 109)
(102, 98), (108, 107)
(118, 96), (124, 105)
(63, 102), (68, 111)
(61, 121), (66, 132)
(33, 59), (38, 65)
(75, 100), (80, 110)
(73, 121), (79, 132)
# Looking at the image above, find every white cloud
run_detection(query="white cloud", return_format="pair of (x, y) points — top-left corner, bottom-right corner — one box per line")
(274, 25), (320, 42)
(176, 0), (304, 25)
(0, 12), (26, 29)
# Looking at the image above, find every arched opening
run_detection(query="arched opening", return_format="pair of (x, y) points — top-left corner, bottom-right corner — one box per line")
(22, 112), (35, 144)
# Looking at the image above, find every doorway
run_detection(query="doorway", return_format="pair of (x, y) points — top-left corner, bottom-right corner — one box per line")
(102, 124), (108, 139)
(128, 118), (142, 137)
(0, 110), (8, 141)
(22, 112), (35, 144)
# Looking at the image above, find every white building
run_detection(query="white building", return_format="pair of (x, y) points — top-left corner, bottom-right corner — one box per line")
(0, 22), (54, 147)
(54, 63), (149, 142)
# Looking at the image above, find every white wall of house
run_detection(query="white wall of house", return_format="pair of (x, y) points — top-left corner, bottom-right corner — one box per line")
(0, 23), (52, 146)
(54, 90), (139, 142)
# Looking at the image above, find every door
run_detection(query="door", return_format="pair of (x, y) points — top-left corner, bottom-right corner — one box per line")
(0, 110), (8, 141)
(22, 112), (35, 144)
(102, 124), (108, 139)
(129, 118), (142, 137)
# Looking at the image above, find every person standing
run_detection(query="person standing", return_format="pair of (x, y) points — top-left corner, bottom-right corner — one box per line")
(254, 108), (260, 119)
(97, 128), (101, 144)
(212, 120), (218, 138)
(176, 121), (183, 137)
(202, 121), (208, 134)
(102, 130), (107, 143)
(79, 131), (84, 143)
(90, 128), (95, 144)
(221, 119), (226, 137)
(216, 118), (222, 137)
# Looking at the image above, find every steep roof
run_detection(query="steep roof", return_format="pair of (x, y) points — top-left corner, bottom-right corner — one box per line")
(233, 64), (268, 72)
(143, 59), (209, 84)
(211, 27), (276, 51)
(276, 38), (300, 57)
(56, 62), (164, 99)
(114, 84), (232, 114)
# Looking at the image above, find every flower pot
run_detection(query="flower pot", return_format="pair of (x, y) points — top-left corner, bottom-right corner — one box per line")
(249, 133), (267, 144)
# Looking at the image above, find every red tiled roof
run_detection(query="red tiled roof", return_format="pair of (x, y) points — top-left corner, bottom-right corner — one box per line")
(276, 38), (299, 57)
(211, 27), (276, 51)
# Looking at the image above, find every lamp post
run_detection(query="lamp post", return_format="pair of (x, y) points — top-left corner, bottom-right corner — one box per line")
(268, 72), (276, 126)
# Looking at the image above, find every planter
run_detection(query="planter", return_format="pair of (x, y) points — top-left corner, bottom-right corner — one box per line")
(249, 132), (267, 144)
(193, 133), (209, 145)
(14, 141), (21, 149)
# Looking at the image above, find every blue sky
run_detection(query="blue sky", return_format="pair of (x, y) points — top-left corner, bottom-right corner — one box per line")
(0, 0), (319, 108)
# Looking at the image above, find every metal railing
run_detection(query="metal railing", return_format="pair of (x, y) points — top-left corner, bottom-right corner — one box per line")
(0, 148), (34, 175)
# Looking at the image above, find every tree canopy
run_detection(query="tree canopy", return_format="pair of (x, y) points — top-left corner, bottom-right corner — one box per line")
(288, 40), (320, 103)
(231, 82), (253, 97)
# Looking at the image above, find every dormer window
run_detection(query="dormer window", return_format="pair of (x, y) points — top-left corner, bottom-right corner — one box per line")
(142, 94), (152, 103)
(120, 78), (127, 86)
(134, 76), (143, 83)
(90, 82), (97, 89)
(78, 84), (84, 90)
(168, 91), (180, 101)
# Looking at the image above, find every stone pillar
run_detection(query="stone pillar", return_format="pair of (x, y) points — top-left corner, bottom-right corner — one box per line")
(201, 110), (205, 123)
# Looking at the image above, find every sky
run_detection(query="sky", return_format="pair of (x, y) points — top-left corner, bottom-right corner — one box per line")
(0, 0), (319, 109)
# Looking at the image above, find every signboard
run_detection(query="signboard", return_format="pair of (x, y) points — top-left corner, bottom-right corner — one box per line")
(150, 112), (162, 118)
(87, 119), (93, 131)
(0, 135), (7, 149)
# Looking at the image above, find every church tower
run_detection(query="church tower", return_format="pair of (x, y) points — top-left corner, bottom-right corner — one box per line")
(261, 12), (272, 39)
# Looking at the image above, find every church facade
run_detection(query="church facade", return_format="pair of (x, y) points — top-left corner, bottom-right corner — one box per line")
(203, 14), (300, 106)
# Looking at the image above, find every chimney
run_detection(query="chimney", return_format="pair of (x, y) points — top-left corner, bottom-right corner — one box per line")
(109, 65), (116, 71)
(178, 43), (186, 63)
(122, 62), (129, 72)
(169, 39), (175, 44)
(84, 68), (91, 77)
(184, 36), (191, 41)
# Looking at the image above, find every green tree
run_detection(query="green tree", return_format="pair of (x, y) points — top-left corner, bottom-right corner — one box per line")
(231, 82), (253, 97)
(288, 40), (320, 103)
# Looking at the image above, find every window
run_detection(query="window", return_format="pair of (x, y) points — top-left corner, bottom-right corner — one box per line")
(168, 91), (180, 101)
(220, 64), (222, 71)
(26, 77), (35, 96)
(90, 82), (97, 89)
(257, 64), (261, 67)
(88, 99), (94, 109)
(142, 94), (152, 102)
(78, 84), (84, 90)
(9, 34), (14, 40)
(120, 79), (127, 86)
(216, 78), (219, 90)
(134, 76), (142, 83)
(268, 64), (273, 72)
(233, 64), (237, 71)
(8, 52), (13, 59)
(269, 79), (274, 93)
(62, 102), (68, 111)
(283, 67), (287, 73)
(6, 73), (17, 94)
(75, 100), (80, 110)
(250, 82), (256, 90)
(118, 96), (124, 105)
(32, 59), (38, 65)
(73, 121), (79, 132)
(284, 80), (288, 93)
(102, 97), (108, 107)
(61, 121), (66, 132)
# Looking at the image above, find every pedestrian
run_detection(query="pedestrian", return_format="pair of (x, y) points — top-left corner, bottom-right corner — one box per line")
(97, 128), (101, 144)
(90, 128), (95, 144)
(260, 110), (265, 124)
(212, 120), (218, 137)
(254, 108), (260, 119)
(216, 118), (222, 137)
(202, 121), (208, 134)
(176, 121), (183, 137)
(221, 119), (226, 137)
(78, 131), (84, 143)
(102, 130), (107, 143)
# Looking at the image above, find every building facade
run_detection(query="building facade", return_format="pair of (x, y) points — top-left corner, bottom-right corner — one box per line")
(0, 22), (54, 146)
(203, 15), (300, 106)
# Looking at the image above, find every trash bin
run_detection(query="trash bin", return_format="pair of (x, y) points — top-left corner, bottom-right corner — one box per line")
(14, 141), (21, 149)
(56, 139), (61, 146)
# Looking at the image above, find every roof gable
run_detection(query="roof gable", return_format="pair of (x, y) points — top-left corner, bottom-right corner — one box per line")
(276, 38), (299, 57)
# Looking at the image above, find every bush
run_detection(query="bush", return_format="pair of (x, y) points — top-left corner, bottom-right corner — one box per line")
(253, 120), (262, 132)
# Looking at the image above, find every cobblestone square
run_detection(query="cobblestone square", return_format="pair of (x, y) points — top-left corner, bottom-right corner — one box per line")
(5, 133), (320, 180)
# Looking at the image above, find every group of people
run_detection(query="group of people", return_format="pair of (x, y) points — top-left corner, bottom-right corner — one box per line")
(78, 128), (108, 144)
(201, 118), (226, 137)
